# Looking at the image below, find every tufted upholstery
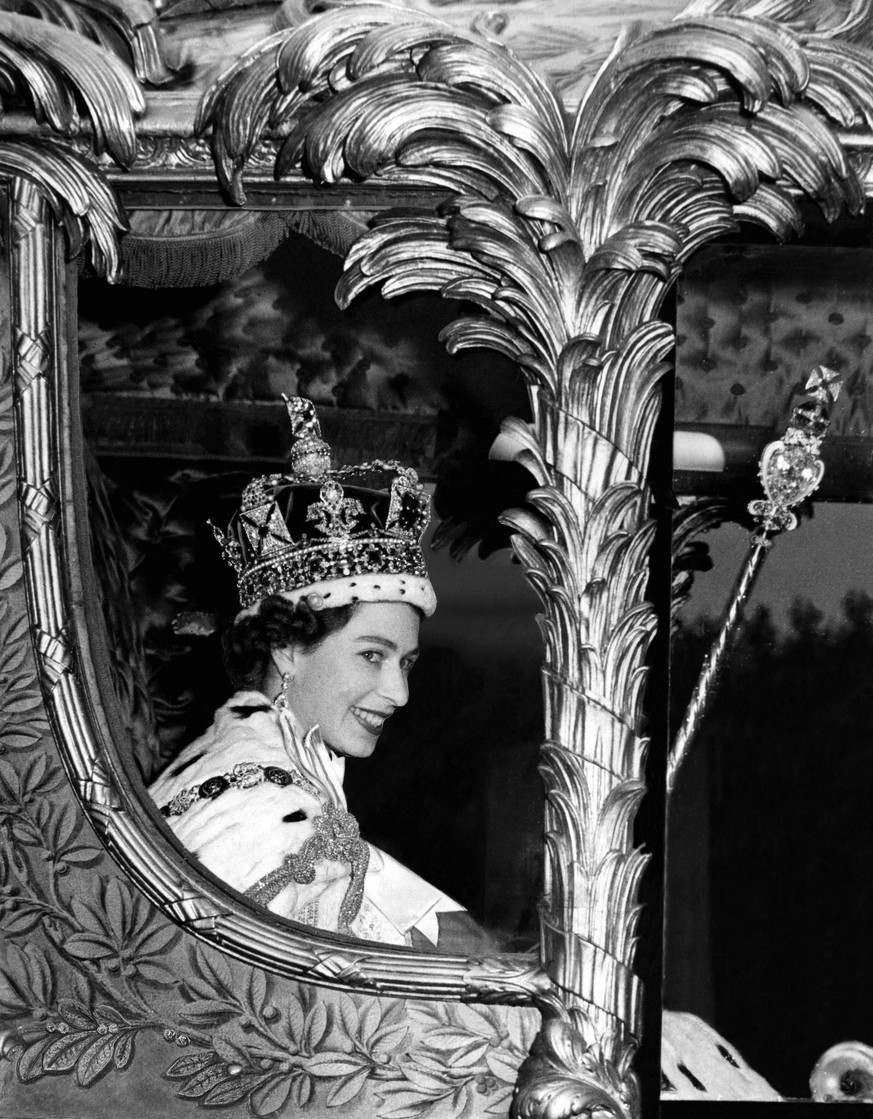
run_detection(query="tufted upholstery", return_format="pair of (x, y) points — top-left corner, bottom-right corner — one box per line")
(676, 245), (873, 438)
(78, 232), (452, 414)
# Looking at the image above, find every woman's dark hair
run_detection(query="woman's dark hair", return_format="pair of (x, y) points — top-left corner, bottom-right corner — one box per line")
(223, 596), (357, 690)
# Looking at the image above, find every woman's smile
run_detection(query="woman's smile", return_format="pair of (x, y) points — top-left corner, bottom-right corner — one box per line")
(351, 706), (391, 734)
(280, 601), (421, 758)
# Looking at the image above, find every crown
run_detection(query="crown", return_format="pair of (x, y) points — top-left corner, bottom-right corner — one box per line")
(211, 397), (436, 616)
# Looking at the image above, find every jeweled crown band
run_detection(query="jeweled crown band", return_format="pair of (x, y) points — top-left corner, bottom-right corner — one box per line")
(239, 536), (429, 610)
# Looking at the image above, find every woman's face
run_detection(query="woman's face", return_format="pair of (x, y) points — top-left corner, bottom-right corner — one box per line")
(281, 602), (421, 758)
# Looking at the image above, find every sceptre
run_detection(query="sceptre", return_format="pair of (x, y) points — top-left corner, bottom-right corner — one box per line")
(668, 365), (842, 794)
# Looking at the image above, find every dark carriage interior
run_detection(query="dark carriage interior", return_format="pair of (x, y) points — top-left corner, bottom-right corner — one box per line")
(78, 223), (546, 952)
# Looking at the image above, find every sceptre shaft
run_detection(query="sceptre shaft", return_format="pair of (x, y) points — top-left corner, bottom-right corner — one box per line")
(668, 366), (842, 794)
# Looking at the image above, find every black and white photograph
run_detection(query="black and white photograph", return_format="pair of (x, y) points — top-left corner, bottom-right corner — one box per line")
(1, 2), (873, 1117)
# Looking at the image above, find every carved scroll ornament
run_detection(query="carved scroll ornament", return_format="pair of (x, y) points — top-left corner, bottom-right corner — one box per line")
(2, 0), (873, 1116)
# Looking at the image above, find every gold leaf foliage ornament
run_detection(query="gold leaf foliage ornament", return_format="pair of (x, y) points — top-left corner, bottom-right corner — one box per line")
(0, 10), (147, 277)
(0, 0), (181, 85)
(679, 0), (873, 42)
(513, 1002), (639, 1119)
(0, 10), (145, 165)
(0, 137), (127, 277)
(195, 1), (873, 1114)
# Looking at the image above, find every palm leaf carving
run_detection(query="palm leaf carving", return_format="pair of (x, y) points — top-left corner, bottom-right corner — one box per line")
(198, 0), (873, 1110)
(0, 136), (126, 275)
(0, 11), (144, 164)
(0, 10), (145, 276)
(0, 0), (180, 84)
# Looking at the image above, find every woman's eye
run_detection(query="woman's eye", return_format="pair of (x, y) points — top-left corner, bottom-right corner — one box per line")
(402, 658), (417, 675)
(360, 650), (383, 664)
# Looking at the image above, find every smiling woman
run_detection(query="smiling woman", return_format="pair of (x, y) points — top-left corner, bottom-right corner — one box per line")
(265, 601), (421, 760)
(147, 398), (487, 952)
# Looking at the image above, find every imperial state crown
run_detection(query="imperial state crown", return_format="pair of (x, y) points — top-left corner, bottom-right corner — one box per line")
(211, 397), (437, 616)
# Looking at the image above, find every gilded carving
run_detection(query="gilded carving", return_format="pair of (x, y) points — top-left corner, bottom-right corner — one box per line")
(0, 823), (541, 1115)
(0, 349), (49, 760)
(1, 0), (872, 1115)
(193, 0), (873, 1112)
(514, 1001), (639, 1119)
(102, 134), (214, 172)
(0, 0), (180, 85)
(0, 8), (149, 280)
(0, 11), (145, 166)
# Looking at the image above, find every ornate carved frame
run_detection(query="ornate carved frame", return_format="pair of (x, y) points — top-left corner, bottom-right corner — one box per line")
(3, 0), (873, 1115)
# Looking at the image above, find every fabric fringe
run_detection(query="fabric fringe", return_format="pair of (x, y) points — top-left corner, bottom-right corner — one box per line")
(115, 208), (371, 289)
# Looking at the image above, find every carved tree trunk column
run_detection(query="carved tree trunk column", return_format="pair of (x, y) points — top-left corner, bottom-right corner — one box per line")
(536, 443), (652, 1051)
(503, 323), (669, 1115)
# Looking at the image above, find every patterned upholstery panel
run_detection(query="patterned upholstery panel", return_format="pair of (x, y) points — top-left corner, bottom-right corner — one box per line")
(78, 230), (479, 415)
(676, 246), (873, 436)
(79, 261), (448, 413)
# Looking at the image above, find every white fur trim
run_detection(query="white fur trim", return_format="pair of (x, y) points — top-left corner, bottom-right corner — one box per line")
(239, 572), (437, 619)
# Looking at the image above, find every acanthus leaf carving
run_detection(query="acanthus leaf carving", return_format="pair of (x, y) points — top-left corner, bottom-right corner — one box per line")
(513, 1000), (639, 1119)
(0, 9), (150, 281)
